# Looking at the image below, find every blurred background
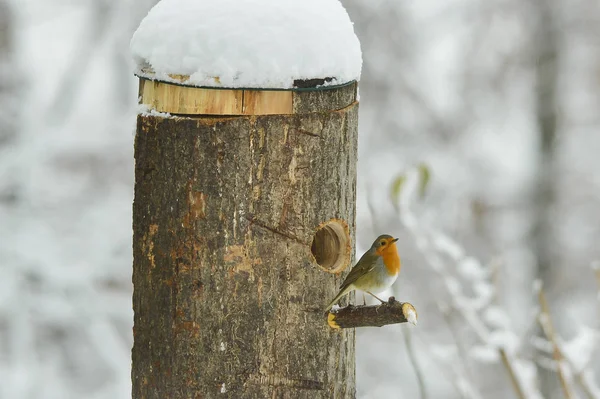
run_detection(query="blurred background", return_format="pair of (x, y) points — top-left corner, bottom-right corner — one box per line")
(1, 0), (599, 398)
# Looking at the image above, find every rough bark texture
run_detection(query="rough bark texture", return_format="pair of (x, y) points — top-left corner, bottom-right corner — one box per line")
(327, 297), (417, 329)
(292, 83), (357, 114)
(132, 84), (358, 398)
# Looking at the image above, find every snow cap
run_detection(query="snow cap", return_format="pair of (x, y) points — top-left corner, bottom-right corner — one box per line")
(130, 0), (362, 89)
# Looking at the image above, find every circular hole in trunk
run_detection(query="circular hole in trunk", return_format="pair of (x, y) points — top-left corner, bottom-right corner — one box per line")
(311, 219), (351, 273)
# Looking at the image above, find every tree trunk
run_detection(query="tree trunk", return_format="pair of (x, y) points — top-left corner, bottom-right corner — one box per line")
(132, 81), (358, 398)
(530, 0), (560, 396)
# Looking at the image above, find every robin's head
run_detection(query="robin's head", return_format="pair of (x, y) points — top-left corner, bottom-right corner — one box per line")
(371, 234), (399, 256)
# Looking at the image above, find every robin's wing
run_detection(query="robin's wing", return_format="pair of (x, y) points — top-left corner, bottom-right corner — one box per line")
(338, 250), (378, 291)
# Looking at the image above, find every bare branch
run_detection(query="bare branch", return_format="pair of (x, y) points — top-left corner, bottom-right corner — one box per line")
(499, 349), (527, 399)
(402, 327), (428, 399)
(593, 262), (600, 294)
(327, 297), (417, 329)
(438, 304), (477, 391)
(536, 281), (600, 399)
(536, 285), (575, 399)
(392, 168), (536, 399)
(366, 189), (428, 398)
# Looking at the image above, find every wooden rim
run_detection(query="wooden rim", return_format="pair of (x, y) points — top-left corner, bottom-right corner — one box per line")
(139, 79), (292, 115)
(137, 67), (357, 116)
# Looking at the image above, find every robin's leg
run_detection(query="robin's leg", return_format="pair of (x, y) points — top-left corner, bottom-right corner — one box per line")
(366, 291), (386, 304)
(362, 292), (366, 306)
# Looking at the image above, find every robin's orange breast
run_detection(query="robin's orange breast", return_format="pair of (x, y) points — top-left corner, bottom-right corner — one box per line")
(381, 245), (401, 276)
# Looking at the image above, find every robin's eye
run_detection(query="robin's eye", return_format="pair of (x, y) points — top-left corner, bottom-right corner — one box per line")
(380, 241), (386, 246)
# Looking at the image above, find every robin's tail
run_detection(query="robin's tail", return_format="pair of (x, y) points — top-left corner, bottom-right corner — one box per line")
(324, 284), (354, 312)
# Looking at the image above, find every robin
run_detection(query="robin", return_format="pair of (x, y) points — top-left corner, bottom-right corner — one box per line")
(324, 234), (400, 311)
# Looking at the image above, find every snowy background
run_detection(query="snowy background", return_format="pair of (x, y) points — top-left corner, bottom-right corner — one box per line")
(1, 0), (599, 398)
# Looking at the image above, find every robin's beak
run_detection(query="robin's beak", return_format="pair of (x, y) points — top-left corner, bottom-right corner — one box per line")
(392, 238), (399, 243)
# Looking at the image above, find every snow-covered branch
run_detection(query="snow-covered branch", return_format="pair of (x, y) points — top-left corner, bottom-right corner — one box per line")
(391, 167), (543, 399)
(535, 281), (600, 399)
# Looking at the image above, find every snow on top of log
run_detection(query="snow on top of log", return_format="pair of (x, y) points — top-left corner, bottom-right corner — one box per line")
(130, 0), (362, 89)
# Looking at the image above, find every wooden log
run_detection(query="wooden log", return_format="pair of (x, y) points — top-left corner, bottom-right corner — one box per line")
(327, 297), (418, 329)
(132, 78), (359, 398)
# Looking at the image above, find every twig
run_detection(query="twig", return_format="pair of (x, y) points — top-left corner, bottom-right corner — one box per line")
(327, 297), (417, 329)
(45, 0), (115, 123)
(402, 327), (428, 399)
(578, 370), (600, 399)
(393, 168), (533, 399)
(439, 304), (477, 390)
(367, 189), (428, 398)
(412, 334), (474, 399)
(499, 349), (527, 399)
(536, 285), (575, 399)
(576, 375), (597, 399)
(593, 263), (600, 295)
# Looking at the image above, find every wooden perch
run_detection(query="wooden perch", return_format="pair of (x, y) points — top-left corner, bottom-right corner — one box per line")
(327, 297), (417, 329)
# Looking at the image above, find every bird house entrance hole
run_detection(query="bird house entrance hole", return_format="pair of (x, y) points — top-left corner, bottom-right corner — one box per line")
(311, 219), (351, 273)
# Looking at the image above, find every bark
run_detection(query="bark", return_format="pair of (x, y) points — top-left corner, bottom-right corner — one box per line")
(132, 83), (358, 398)
(327, 297), (417, 329)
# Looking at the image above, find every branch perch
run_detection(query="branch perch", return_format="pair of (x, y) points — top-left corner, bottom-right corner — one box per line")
(327, 297), (417, 329)
(536, 285), (575, 399)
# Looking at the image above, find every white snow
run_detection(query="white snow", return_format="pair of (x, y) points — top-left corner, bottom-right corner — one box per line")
(455, 376), (481, 399)
(580, 369), (600, 398)
(137, 104), (174, 118)
(560, 325), (599, 372)
(220, 383), (226, 394)
(406, 308), (418, 325)
(483, 306), (511, 329)
(512, 359), (544, 399)
(431, 232), (465, 260)
(488, 330), (519, 355)
(430, 344), (457, 360)
(532, 279), (543, 293)
(457, 257), (487, 281)
(444, 276), (462, 297)
(130, 0), (362, 89)
(468, 345), (499, 364)
(473, 281), (494, 304)
(529, 336), (553, 354)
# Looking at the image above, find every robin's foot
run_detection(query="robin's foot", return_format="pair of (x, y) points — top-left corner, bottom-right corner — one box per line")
(366, 291), (386, 304)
